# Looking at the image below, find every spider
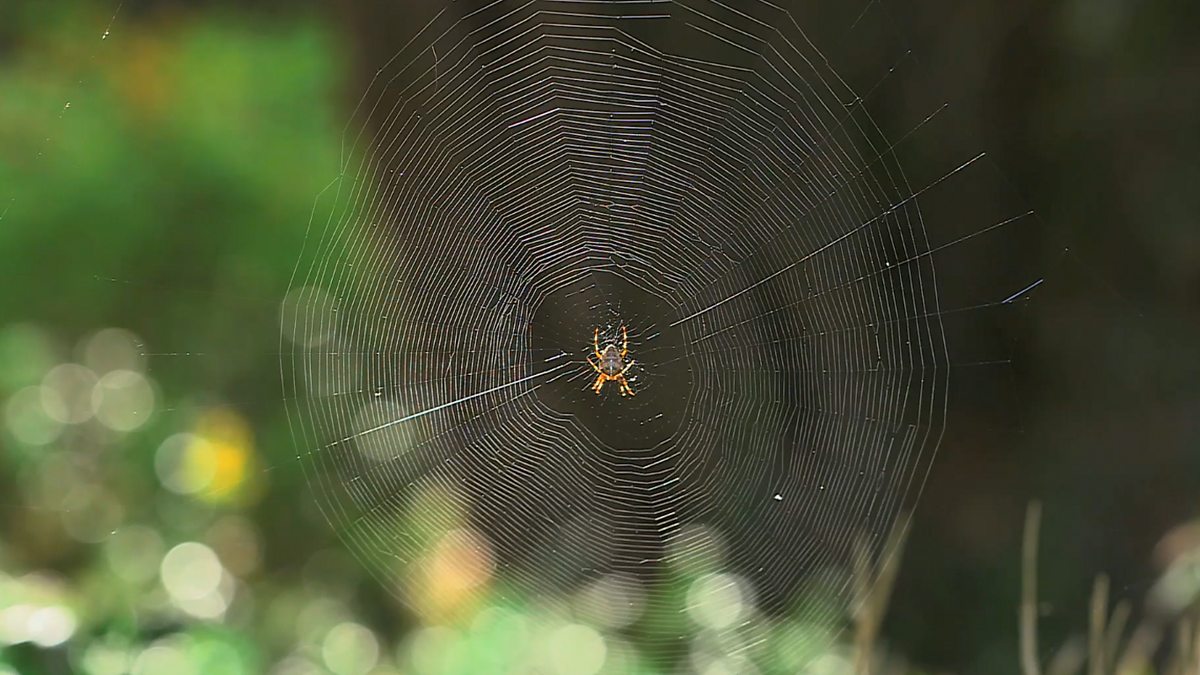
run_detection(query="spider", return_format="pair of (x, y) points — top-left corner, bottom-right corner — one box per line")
(588, 325), (635, 396)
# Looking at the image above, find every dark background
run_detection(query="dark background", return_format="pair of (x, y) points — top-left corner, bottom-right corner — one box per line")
(0, 0), (1196, 673)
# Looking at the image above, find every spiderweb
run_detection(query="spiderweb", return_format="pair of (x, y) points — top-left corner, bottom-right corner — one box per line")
(281, 0), (1017, 659)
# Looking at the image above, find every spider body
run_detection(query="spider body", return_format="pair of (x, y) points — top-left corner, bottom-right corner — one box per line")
(588, 326), (635, 396)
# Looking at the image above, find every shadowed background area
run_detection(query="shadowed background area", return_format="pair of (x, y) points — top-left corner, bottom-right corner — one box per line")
(0, 1), (1197, 674)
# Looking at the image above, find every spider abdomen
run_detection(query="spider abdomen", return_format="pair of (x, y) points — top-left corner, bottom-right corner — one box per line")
(600, 347), (624, 375)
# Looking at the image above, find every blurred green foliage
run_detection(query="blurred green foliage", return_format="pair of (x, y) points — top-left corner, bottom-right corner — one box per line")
(0, 5), (357, 674)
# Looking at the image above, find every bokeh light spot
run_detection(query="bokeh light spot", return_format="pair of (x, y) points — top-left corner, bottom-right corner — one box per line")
(155, 408), (256, 503)
(105, 524), (165, 583)
(321, 622), (380, 675)
(406, 626), (461, 675)
(547, 623), (606, 675)
(575, 574), (643, 629)
(92, 369), (156, 431)
(79, 641), (132, 675)
(82, 327), (145, 374)
(132, 642), (197, 675)
(192, 407), (256, 502)
(156, 433), (215, 495)
(686, 573), (748, 631)
(27, 605), (76, 647)
(666, 524), (727, 577)
(41, 363), (99, 424)
(161, 542), (223, 602)
(0, 604), (35, 645)
(4, 385), (64, 446)
(412, 528), (493, 621)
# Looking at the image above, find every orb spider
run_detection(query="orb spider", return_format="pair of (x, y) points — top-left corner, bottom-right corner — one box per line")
(588, 325), (635, 396)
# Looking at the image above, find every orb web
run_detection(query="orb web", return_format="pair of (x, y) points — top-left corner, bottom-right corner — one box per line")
(283, 0), (964, 656)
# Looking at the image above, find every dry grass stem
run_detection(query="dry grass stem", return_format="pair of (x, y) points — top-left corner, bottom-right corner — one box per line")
(852, 516), (912, 675)
(1105, 599), (1132, 670)
(1090, 575), (1110, 675)
(1022, 501), (1043, 675)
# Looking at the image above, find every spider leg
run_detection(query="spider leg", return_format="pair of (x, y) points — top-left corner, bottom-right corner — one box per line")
(588, 355), (601, 374)
(618, 376), (635, 397)
(620, 325), (628, 359)
(618, 359), (635, 396)
(592, 373), (606, 394)
(594, 327), (603, 360)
